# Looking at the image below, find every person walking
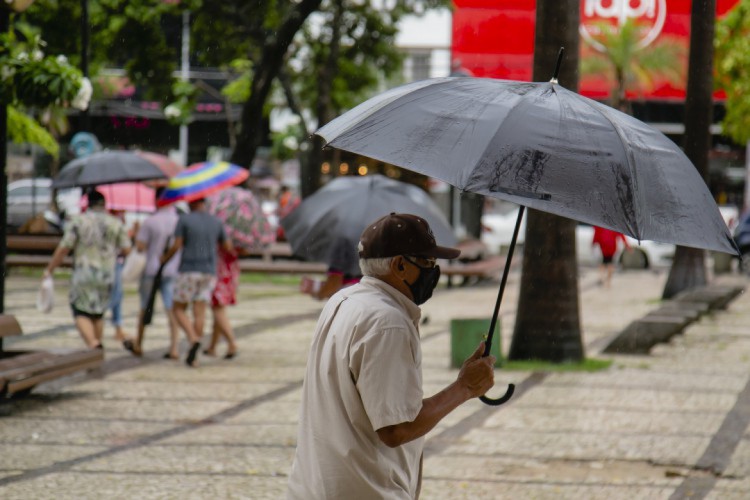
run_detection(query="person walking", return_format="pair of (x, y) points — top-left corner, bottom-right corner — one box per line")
(133, 189), (182, 358)
(287, 213), (496, 499)
(161, 198), (231, 367)
(108, 209), (137, 354)
(44, 190), (132, 350)
(592, 225), (630, 288)
(202, 246), (240, 359)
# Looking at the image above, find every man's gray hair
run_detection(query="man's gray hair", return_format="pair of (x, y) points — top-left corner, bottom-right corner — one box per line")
(359, 257), (394, 277)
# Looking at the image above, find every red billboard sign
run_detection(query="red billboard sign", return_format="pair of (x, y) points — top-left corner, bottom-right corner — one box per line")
(452, 0), (738, 101)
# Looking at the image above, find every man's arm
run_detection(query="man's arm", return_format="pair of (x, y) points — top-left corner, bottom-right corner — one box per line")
(162, 236), (183, 264)
(376, 342), (495, 448)
(44, 245), (71, 278)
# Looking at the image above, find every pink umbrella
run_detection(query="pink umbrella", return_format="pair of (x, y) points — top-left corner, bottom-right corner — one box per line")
(137, 151), (184, 186)
(81, 183), (156, 213)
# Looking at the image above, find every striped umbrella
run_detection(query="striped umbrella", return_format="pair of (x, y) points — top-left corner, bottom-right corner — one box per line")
(156, 161), (249, 207)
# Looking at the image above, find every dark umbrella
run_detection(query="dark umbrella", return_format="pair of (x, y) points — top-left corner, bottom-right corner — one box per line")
(52, 150), (176, 188)
(317, 54), (739, 406)
(281, 174), (456, 277)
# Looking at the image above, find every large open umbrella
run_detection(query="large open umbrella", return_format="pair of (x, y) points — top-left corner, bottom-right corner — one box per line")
(206, 187), (274, 252)
(281, 174), (456, 277)
(317, 61), (739, 406)
(52, 150), (178, 188)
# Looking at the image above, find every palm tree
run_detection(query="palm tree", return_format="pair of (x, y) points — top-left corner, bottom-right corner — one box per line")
(581, 18), (685, 112)
(662, 0), (716, 299)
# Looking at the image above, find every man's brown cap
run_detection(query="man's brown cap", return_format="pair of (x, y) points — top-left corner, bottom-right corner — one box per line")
(358, 213), (461, 259)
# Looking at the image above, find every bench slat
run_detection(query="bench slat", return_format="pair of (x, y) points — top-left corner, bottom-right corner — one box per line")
(6, 354), (103, 394)
(0, 352), (55, 374)
(0, 349), (102, 382)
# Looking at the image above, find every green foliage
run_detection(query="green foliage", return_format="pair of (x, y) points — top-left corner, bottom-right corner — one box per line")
(0, 20), (86, 109)
(283, 0), (449, 160)
(221, 59), (254, 104)
(7, 106), (59, 156)
(581, 18), (685, 109)
(22, 0), (191, 100)
(715, 0), (750, 145)
(164, 80), (198, 126)
(0, 17), (89, 154)
(271, 120), (305, 161)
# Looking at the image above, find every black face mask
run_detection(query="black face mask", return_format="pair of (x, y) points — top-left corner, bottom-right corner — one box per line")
(402, 256), (441, 306)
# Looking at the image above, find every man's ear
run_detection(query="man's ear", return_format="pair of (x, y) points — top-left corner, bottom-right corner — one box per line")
(391, 255), (406, 275)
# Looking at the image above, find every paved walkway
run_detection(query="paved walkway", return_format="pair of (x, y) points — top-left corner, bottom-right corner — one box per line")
(0, 267), (749, 499)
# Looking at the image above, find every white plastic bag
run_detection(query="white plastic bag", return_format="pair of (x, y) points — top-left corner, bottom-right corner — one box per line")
(121, 251), (147, 283)
(36, 276), (54, 313)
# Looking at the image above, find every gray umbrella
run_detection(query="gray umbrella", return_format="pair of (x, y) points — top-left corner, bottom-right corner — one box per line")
(317, 76), (737, 256)
(281, 174), (456, 277)
(52, 151), (171, 188)
(317, 67), (738, 406)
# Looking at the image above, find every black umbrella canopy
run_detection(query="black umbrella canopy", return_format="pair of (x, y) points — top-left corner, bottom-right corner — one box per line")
(281, 174), (457, 276)
(317, 77), (738, 256)
(52, 151), (169, 189)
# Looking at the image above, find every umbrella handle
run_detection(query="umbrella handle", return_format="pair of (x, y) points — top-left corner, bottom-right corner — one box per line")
(479, 384), (516, 406)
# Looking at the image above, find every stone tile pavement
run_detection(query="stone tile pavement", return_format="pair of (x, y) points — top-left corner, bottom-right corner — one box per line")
(0, 266), (749, 499)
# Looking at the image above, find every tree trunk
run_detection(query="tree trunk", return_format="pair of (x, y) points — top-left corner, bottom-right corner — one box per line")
(230, 0), (322, 168)
(662, 0), (715, 299)
(509, 0), (583, 362)
(302, 0), (342, 198)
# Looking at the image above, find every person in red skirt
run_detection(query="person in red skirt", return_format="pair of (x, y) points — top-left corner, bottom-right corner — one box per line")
(203, 247), (240, 359)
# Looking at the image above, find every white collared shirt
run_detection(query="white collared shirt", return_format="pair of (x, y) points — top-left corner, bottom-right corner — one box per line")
(288, 276), (424, 499)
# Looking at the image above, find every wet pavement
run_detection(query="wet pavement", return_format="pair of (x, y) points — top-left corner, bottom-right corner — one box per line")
(1, 266), (749, 499)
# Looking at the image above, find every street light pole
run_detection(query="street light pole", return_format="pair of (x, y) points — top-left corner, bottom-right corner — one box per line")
(80, 0), (90, 131)
(178, 10), (190, 166)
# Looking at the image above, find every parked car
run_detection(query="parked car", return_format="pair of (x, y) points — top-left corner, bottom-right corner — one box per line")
(6, 178), (81, 232)
(481, 204), (675, 269)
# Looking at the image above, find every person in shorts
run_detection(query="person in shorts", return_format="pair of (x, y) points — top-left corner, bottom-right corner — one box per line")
(162, 198), (232, 367)
(44, 190), (131, 349)
(134, 189), (182, 358)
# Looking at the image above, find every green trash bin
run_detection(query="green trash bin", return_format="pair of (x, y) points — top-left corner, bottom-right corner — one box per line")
(450, 318), (502, 368)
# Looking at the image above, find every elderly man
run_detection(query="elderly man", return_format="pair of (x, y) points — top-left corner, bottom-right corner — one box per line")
(287, 213), (496, 499)
(44, 190), (131, 350)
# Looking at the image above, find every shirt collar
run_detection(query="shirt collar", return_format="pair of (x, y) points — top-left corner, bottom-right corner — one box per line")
(359, 276), (422, 323)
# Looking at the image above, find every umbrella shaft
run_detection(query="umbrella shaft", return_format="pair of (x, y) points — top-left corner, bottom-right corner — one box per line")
(483, 206), (525, 357)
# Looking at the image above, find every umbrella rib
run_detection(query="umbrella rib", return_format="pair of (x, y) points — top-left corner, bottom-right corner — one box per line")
(565, 91), (644, 239)
(318, 78), (447, 144)
(463, 83), (555, 193)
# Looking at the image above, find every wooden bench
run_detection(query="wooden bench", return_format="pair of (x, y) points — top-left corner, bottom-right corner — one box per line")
(4, 238), (502, 284)
(443, 255), (503, 286)
(0, 314), (103, 397)
(6, 234), (62, 254)
(239, 258), (327, 274)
